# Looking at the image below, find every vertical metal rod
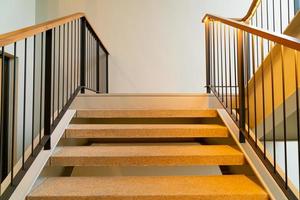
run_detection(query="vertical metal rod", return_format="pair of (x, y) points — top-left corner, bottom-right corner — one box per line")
(70, 21), (73, 94)
(11, 43), (17, 185)
(233, 29), (238, 122)
(0, 46), (4, 184)
(78, 19), (80, 88)
(288, 0), (291, 23)
(39, 33), (44, 144)
(216, 23), (220, 97)
(293, 50), (300, 197)
(272, 0), (276, 32)
(224, 25), (228, 108)
(245, 33), (250, 135)
(62, 25), (65, 105)
(22, 38), (28, 169)
(205, 21), (211, 93)
(80, 18), (86, 93)
(73, 20), (78, 91)
(280, 45), (288, 188)
(266, 0), (270, 51)
(66, 23), (69, 99)
(57, 26), (61, 115)
(280, 0), (283, 33)
(52, 29), (55, 122)
(96, 43), (100, 93)
(87, 31), (89, 88)
(251, 34), (258, 145)
(237, 29), (246, 143)
(228, 27), (233, 114)
(31, 36), (36, 155)
(270, 41), (277, 172)
(212, 22), (216, 92)
(106, 52), (109, 93)
(220, 24), (224, 102)
(261, 37), (266, 158)
(260, 0), (263, 29)
(44, 29), (53, 150)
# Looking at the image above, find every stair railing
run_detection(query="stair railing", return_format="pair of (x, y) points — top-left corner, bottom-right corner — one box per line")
(0, 13), (109, 199)
(203, 13), (300, 199)
(239, 0), (300, 33)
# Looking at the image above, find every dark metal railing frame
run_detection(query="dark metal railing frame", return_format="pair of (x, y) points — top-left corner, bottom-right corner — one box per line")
(204, 12), (300, 200)
(0, 14), (109, 200)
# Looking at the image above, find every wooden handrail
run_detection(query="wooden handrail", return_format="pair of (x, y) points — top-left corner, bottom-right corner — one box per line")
(201, 0), (261, 23)
(0, 13), (85, 46)
(203, 14), (300, 51)
(237, 0), (260, 22)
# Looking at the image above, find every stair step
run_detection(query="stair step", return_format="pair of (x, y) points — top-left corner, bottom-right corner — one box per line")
(75, 109), (218, 118)
(27, 175), (268, 200)
(65, 124), (228, 139)
(50, 144), (244, 166)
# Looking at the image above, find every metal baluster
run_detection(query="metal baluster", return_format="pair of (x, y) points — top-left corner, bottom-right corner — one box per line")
(62, 25), (66, 105)
(11, 42), (17, 185)
(80, 18), (86, 93)
(272, 0), (276, 32)
(251, 34), (258, 145)
(0, 46), (4, 184)
(22, 38), (28, 169)
(280, 0), (283, 32)
(228, 27), (233, 114)
(233, 29), (238, 122)
(220, 24), (224, 102)
(39, 33), (44, 144)
(261, 37), (266, 158)
(294, 49), (300, 198)
(31, 36), (36, 156)
(270, 41), (277, 172)
(70, 21), (73, 94)
(266, 0), (270, 51)
(288, 0), (291, 23)
(237, 29), (246, 143)
(213, 22), (216, 93)
(216, 23), (220, 97)
(57, 26), (61, 115)
(280, 45), (288, 188)
(224, 25), (228, 108)
(67, 23), (69, 99)
(44, 29), (53, 150)
(52, 29), (56, 122)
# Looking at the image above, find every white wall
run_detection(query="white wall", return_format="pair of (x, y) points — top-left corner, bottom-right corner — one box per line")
(36, 0), (252, 93)
(0, 0), (36, 34)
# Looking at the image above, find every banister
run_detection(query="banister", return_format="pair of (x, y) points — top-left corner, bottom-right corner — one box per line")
(236, 0), (261, 22)
(203, 14), (300, 51)
(0, 13), (84, 46)
(201, 0), (261, 23)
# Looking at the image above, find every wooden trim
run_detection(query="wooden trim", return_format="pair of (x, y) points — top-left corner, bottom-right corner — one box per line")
(202, 0), (260, 23)
(203, 14), (300, 51)
(0, 13), (84, 46)
(237, 0), (260, 22)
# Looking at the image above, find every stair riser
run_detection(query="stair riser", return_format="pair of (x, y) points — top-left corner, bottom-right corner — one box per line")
(50, 156), (245, 166)
(65, 129), (228, 139)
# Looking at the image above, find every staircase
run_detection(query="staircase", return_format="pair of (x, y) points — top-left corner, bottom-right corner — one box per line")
(26, 95), (268, 200)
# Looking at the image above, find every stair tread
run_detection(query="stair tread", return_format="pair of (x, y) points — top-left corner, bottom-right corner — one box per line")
(75, 109), (218, 118)
(50, 144), (244, 166)
(27, 175), (268, 200)
(65, 124), (228, 138)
